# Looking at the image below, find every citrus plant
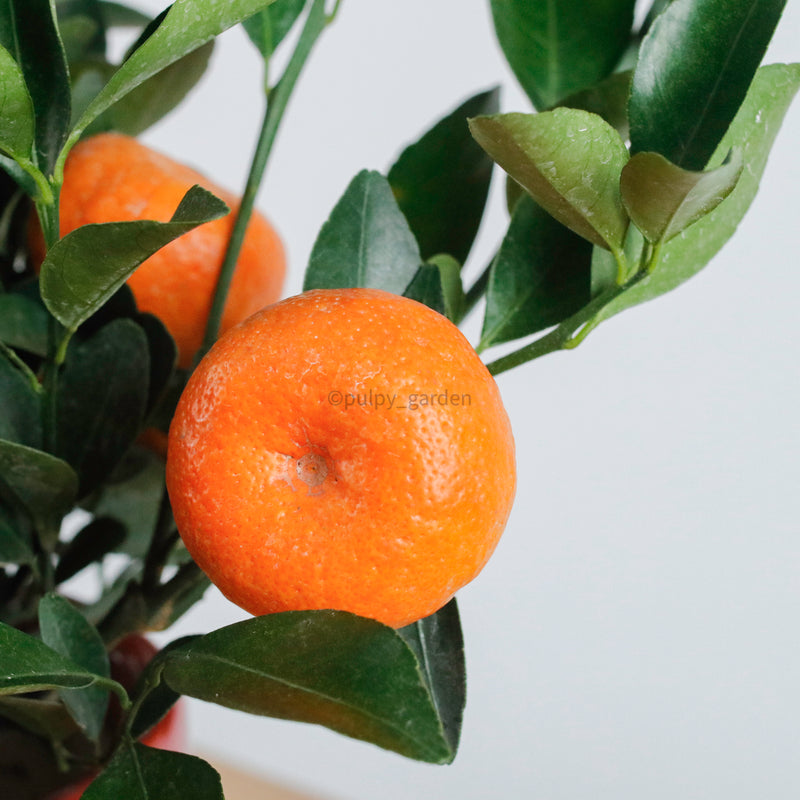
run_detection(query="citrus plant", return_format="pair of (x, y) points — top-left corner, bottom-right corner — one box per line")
(0, 0), (796, 798)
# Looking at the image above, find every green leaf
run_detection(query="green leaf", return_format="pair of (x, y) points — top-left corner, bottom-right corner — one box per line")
(0, 0), (71, 174)
(621, 149), (744, 243)
(388, 88), (499, 264)
(0, 620), (103, 695)
(0, 518), (35, 565)
(595, 64), (800, 325)
(82, 742), (224, 800)
(0, 293), (49, 356)
(304, 170), (422, 293)
(67, 0), (280, 149)
(97, 1), (152, 28)
(57, 0), (107, 63)
(629, 0), (787, 170)
(0, 45), (35, 163)
(55, 516), (127, 584)
(39, 593), (111, 742)
(243, 0), (306, 59)
(397, 599), (465, 754)
(137, 312), (178, 420)
(0, 694), (82, 742)
(90, 41), (214, 137)
(0, 350), (42, 448)
(480, 195), (592, 348)
(89, 452), (166, 559)
(556, 70), (632, 141)
(469, 110), (630, 252)
(403, 254), (465, 322)
(40, 184), (228, 332)
(0, 439), (78, 542)
(163, 611), (456, 763)
(56, 318), (150, 497)
(489, 0), (636, 109)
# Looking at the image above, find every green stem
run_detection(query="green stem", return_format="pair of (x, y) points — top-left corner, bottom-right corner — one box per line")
(485, 283), (630, 376)
(197, 0), (330, 364)
(0, 341), (42, 394)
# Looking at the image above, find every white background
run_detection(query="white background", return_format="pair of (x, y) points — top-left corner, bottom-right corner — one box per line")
(117, 1), (800, 798)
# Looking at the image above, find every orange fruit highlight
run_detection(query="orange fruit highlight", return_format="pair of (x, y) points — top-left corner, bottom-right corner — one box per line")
(35, 133), (285, 368)
(166, 288), (516, 628)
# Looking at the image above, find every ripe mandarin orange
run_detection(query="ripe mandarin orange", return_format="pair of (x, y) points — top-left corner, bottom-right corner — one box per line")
(34, 133), (285, 368)
(166, 287), (516, 628)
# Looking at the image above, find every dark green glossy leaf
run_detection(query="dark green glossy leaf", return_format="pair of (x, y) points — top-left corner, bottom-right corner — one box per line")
(595, 64), (800, 325)
(163, 611), (456, 763)
(304, 169), (422, 293)
(55, 516), (126, 584)
(39, 593), (110, 741)
(0, 45), (35, 162)
(0, 0), (71, 174)
(57, 0), (106, 63)
(0, 350), (41, 448)
(0, 439), (78, 541)
(557, 70), (632, 141)
(82, 742), (224, 800)
(621, 149), (743, 243)
(0, 620), (101, 695)
(403, 254), (465, 322)
(0, 293), (49, 356)
(629, 0), (787, 169)
(480, 195), (592, 349)
(388, 88), (499, 264)
(40, 185), (228, 332)
(56, 318), (150, 497)
(136, 312), (178, 420)
(469, 110), (630, 252)
(0, 694), (82, 742)
(490, 0), (636, 109)
(129, 636), (198, 742)
(0, 517), (34, 564)
(91, 41), (214, 137)
(243, 0), (306, 59)
(397, 599), (465, 754)
(67, 0), (280, 146)
(90, 451), (165, 559)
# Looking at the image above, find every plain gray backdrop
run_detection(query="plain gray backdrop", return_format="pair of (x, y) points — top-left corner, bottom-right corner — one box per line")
(111, 1), (800, 797)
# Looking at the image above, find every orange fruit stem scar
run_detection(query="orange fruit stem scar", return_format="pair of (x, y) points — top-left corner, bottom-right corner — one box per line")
(166, 287), (516, 628)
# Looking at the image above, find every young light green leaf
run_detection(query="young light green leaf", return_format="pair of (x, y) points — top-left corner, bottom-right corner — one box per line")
(304, 170), (422, 293)
(469, 109), (630, 252)
(396, 599), (465, 755)
(39, 593), (111, 742)
(489, 0), (636, 109)
(163, 611), (457, 764)
(82, 742), (224, 800)
(56, 318), (150, 498)
(388, 88), (499, 264)
(0, 45), (35, 163)
(0, 621), (102, 695)
(480, 195), (592, 349)
(0, 439), (78, 543)
(0, 0), (71, 174)
(621, 149), (744, 243)
(66, 0), (280, 156)
(629, 0), (787, 169)
(40, 185), (228, 332)
(595, 63), (800, 325)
